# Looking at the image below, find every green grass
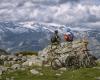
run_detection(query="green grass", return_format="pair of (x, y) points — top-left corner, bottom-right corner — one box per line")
(1, 65), (100, 80)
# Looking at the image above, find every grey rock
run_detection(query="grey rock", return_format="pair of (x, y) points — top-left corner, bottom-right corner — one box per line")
(0, 66), (8, 75)
(0, 55), (7, 60)
(60, 68), (66, 71)
(0, 70), (3, 75)
(11, 64), (21, 70)
(22, 61), (29, 67)
(40, 73), (43, 76)
(7, 55), (15, 61)
(55, 73), (61, 76)
(0, 66), (8, 72)
(20, 68), (26, 71)
(21, 56), (27, 62)
(96, 77), (100, 80)
(9, 61), (16, 65)
(30, 69), (40, 75)
(93, 67), (100, 69)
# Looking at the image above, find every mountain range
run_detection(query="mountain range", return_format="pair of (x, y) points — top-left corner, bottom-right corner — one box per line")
(0, 21), (100, 57)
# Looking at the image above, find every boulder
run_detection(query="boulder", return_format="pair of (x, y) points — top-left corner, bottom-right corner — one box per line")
(0, 70), (2, 75)
(21, 56), (27, 62)
(7, 55), (15, 61)
(22, 61), (29, 67)
(0, 66), (8, 75)
(0, 66), (8, 72)
(22, 55), (42, 67)
(55, 73), (61, 76)
(96, 77), (100, 80)
(0, 55), (7, 60)
(59, 68), (66, 71)
(11, 64), (21, 70)
(30, 69), (40, 75)
(40, 73), (43, 76)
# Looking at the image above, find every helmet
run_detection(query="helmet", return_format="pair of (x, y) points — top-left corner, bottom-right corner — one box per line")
(54, 30), (58, 34)
(66, 28), (71, 32)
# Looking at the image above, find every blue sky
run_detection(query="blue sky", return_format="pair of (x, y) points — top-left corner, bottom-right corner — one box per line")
(0, 0), (100, 27)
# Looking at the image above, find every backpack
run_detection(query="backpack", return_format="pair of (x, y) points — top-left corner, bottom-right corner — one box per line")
(51, 35), (60, 43)
(64, 34), (73, 42)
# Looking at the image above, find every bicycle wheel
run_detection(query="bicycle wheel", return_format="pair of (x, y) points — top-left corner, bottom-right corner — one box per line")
(65, 56), (73, 69)
(51, 58), (62, 70)
(65, 56), (79, 69)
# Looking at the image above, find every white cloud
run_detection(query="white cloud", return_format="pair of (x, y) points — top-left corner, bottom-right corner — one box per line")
(0, 0), (99, 28)
(89, 5), (100, 17)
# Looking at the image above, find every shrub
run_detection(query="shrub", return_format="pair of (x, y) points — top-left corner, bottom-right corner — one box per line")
(15, 51), (38, 56)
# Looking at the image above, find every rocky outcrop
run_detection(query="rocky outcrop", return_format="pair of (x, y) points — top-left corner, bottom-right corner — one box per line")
(0, 53), (43, 75)
(39, 40), (97, 69)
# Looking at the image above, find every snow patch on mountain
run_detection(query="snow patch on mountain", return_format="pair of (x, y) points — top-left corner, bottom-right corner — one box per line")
(0, 21), (92, 34)
(6, 27), (29, 33)
(18, 42), (24, 47)
(19, 21), (92, 34)
(70, 27), (92, 31)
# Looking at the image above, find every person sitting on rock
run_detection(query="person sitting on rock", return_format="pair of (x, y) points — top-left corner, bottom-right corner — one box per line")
(64, 28), (74, 42)
(51, 30), (61, 49)
(63, 28), (74, 48)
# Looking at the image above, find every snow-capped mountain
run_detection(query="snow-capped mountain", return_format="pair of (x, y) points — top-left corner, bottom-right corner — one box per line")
(0, 21), (100, 57)
(0, 21), (65, 53)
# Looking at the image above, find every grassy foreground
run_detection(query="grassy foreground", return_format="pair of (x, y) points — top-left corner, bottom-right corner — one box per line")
(1, 64), (100, 80)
